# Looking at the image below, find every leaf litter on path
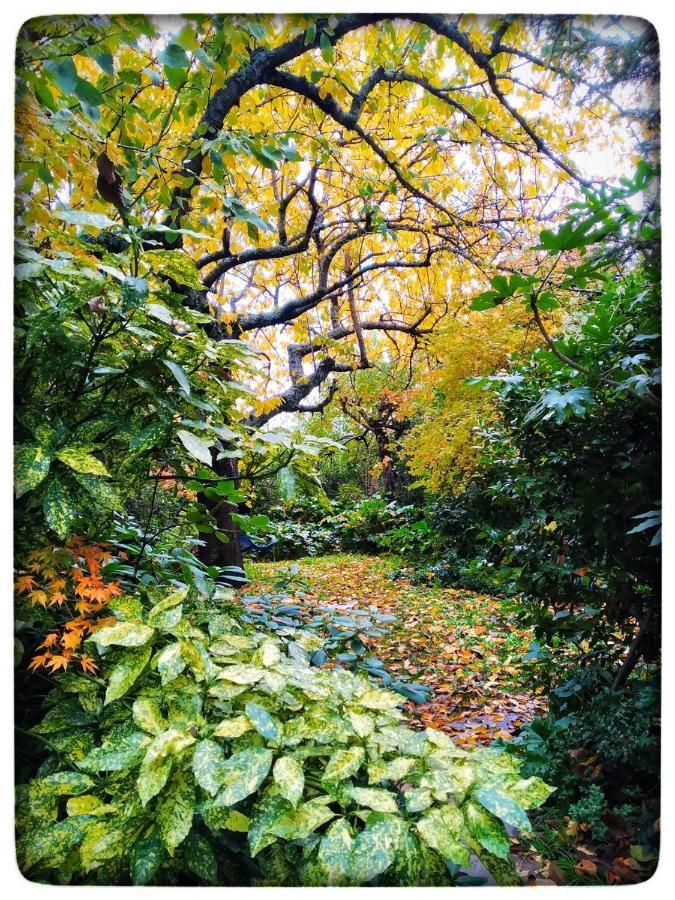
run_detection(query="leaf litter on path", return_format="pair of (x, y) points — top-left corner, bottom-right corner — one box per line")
(248, 554), (546, 749)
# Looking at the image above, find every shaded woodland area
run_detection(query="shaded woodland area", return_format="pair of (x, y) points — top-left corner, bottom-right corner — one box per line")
(14, 13), (659, 886)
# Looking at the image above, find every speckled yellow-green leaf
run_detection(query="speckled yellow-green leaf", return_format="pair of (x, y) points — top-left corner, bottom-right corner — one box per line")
(505, 776), (555, 810)
(347, 710), (374, 737)
(193, 739), (227, 796)
(247, 794), (290, 856)
(464, 798), (511, 860)
(28, 770), (94, 803)
(350, 816), (402, 884)
(157, 769), (195, 855)
(147, 586), (188, 627)
(347, 786), (399, 813)
(42, 475), (77, 539)
(78, 729), (149, 773)
(217, 664), (266, 685)
(156, 642), (186, 685)
(70, 470), (121, 510)
(14, 443), (52, 497)
(380, 827), (423, 886)
(318, 817), (353, 885)
(273, 755), (304, 806)
(183, 830), (218, 884)
(56, 445), (109, 476)
(66, 795), (115, 817)
(199, 800), (251, 833)
(357, 689), (402, 710)
(137, 727), (196, 806)
(93, 620), (155, 648)
(18, 815), (94, 872)
(105, 644), (153, 705)
(416, 806), (469, 866)
(269, 796), (336, 841)
(245, 702), (280, 741)
(214, 748), (274, 807)
(131, 830), (164, 885)
(212, 714), (252, 739)
(260, 639), (281, 666)
(405, 787), (433, 813)
(474, 786), (531, 831)
(323, 745), (364, 784)
(133, 697), (166, 736)
(368, 757), (416, 784)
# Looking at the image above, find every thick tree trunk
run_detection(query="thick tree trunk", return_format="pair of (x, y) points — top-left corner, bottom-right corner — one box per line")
(374, 429), (396, 497)
(196, 448), (244, 582)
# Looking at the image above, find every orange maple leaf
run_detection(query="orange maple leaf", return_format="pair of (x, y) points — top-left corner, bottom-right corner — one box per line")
(28, 589), (50, 607)
(46, 654), (71, 673)
(79, 654), (99, 675)
(37, 633), (59, 650)
(14, 575), (37, 593)
(28, 653), (51, 672)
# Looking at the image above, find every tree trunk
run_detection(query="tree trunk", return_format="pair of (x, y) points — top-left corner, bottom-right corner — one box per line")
(612, 609), (653, 691)
(374, 428), (396, 497)
(196, 448), (244, 583)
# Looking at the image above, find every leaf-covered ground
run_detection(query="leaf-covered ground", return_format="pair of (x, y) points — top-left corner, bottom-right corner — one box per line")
(247, 553), (546, 748)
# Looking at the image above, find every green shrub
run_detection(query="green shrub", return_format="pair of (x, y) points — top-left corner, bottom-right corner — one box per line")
(17, 579), (552, 886)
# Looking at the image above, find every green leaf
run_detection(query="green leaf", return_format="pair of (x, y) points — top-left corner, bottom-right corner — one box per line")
(176, 429), (213, 466)
(157, 770), (195, 854)
(214, 748), (274, 807)
(159, 42), (190, 70)
(44, 57), (78, 93)
(269, 796), (336, 840)
(350, 817), (402, 884)
(318, 817), (353, 885)
(74, 77), (104, 106)
(42, 475), (78, 539)
(18, 815), (92, 872)
(218, 664), (266, 685)
(319, 30), (334, 64)
(105, 644), (153, 704)
(474, 786), (531, 831)
(273, 756), (304, 806)
(368, 757), (416, 784)
(193, 739), (227, 797)
(79, 728), (148, 773)
(304, 23), (317, 45)
(416, 806), (469, 865)
(131, 831), (164, 885)
(52, 208), (117, 229)
(157, 643), (186, 685)
(15, 444), (52, 497)
(137, 728), (196, 806)
(147, 586), (189, 627)
(121, 276), (149, 309)
(212, 715), (252, 738)
(464, 799), (510, 859)
(245, 702), (280, 741)
(133, 697), (167, 736)
(346, 786), (398, 813)
(247, 794), (290, 857)
(130, 420), (171, 455)
(506, 776), (555, 810)
(146, 250), (205, 290)
(163, 359), (191, 395)
(56, 445), (108, 476)
(323, 746), (364, 783)
(92, 620), (155, 648)
(183, 831), (218, 884)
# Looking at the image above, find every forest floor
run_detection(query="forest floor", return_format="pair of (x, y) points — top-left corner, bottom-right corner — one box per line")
(247, 553), (546, 749)
(247, 553), (648, 886)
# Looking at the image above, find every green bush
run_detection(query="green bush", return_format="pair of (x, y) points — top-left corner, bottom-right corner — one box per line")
(17, 579), (552, 886)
